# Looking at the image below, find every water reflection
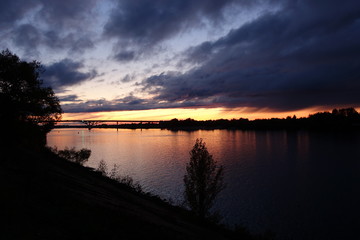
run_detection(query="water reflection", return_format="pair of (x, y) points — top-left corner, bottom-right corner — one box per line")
(47, 128), (360, 240)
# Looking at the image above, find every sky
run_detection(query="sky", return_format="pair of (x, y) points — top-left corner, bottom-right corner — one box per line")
(1, 0), (360, 120)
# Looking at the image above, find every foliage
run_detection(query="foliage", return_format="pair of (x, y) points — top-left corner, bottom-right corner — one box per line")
(108, 163), (120, 179)
(115, 175), (143, 193)
(108, 163), (143, 193)
(96, 161), (143, 193)
(97, 160), (108, 175)
(0, 49), (62, 132)
(183, 138), (225, 219)
(51, 147), (91, 165)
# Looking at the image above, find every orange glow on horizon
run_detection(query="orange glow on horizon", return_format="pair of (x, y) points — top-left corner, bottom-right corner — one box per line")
(60, 106), (348, 121)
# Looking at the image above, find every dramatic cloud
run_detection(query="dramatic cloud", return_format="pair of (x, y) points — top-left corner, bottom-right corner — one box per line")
(59, 94), (82, 102)
(2, 0), (359, 115)
(0, 0), (35, 30)
(11, 26), (95, 54)
(104, 0), (260, 61)
(61, 95), (209, 113)
(62, 96), (150, 113)
(43, 59), (98, 89)
(2, 0), (98, 54)
(38, 0), (98, 29)
(12, 24), (41, 50)
(114, 50), (136, 62)
(134, 0), (360, 111)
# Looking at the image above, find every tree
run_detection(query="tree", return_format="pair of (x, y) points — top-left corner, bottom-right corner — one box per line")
(57, 147), (91, 165)
(183, 138), (225, 219)
(0, 49), (62, 133)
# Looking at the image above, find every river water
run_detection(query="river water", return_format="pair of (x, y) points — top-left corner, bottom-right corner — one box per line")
(47, 128), (360, 239)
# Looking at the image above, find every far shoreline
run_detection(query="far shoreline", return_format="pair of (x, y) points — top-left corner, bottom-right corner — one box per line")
(50, 108), (360, 131)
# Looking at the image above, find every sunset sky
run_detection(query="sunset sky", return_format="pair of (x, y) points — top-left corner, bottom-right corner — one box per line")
(1, 0), (359, 120)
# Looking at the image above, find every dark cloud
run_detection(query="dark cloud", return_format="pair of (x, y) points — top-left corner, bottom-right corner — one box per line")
(43, 59), (98, 89)
(38, 0), (98, 29)
(120, 74), (136, 83)
(0, 0), (36, 29)
(70, 37), (94, 53)
(104, 0), (260, 61)
(61, 95), (208, 113)
(2, 0), (98, 53)
(43, 31), (94, 53)
(12, 24), (41, 50)
(11, 25), (94, 54)
(61, 97), (147, 113)
(114, 50), (136, 62)
(59, 94), (82, 102)
(3, 0), (359, 113)
(134, 0), (360, 111)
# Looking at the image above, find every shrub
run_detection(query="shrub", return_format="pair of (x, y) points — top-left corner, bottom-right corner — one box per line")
(98, 161), (143, 193)
(183, 138), (225, 219)
(51, 147), (91, 165)
(96, 160), (108, 175)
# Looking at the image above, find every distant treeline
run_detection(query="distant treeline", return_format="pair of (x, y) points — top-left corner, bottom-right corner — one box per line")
(56, 107), (360, 131)
(159, 107), (360, 131)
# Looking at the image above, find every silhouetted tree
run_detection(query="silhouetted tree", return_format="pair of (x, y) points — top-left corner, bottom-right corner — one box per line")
(51, 147), (91, 165)
(0, 49), (62, 133)
(184, 138), (225, 219)
(335, 107), (359, 118)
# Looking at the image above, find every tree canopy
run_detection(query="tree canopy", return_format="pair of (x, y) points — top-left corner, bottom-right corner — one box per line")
(184, 138), (225, 219)
(0, 49), (62, 132)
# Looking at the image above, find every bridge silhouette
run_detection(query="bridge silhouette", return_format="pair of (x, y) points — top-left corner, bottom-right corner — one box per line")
(40, 120), (163, 129)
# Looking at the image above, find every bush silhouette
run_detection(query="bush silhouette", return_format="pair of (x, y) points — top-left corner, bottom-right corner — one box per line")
(97, 160), (108, 175)
(51, 147), (91, 165)
(96, 160), (143, 193)
(184, 138), (225, 219)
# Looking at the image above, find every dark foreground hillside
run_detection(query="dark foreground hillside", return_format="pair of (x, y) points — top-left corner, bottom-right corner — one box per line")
(1, 146), (256, 240)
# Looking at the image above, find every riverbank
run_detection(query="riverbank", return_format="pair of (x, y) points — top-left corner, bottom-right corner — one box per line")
(52, 108), (360, 131)
(1, 145), (267, 240)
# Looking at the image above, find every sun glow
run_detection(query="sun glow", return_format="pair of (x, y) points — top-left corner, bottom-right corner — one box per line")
(61, 107), (323, 121)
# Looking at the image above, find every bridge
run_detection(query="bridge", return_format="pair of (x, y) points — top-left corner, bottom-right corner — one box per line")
(40, 120), (163, 129)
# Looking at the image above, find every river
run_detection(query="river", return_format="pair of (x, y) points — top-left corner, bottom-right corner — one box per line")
(47, 128), (360, 239)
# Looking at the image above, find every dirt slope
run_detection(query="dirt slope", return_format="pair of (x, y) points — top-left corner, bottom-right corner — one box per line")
(1, 147), (236, 240)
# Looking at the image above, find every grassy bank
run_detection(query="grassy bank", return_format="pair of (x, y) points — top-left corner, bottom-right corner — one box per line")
(1, 145), (272, 240)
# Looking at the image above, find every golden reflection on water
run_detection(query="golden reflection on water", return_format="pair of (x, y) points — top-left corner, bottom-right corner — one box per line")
(48, 128), (312, 169)
(47, 128), (360, 240)
(47, 129), (311, 195)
